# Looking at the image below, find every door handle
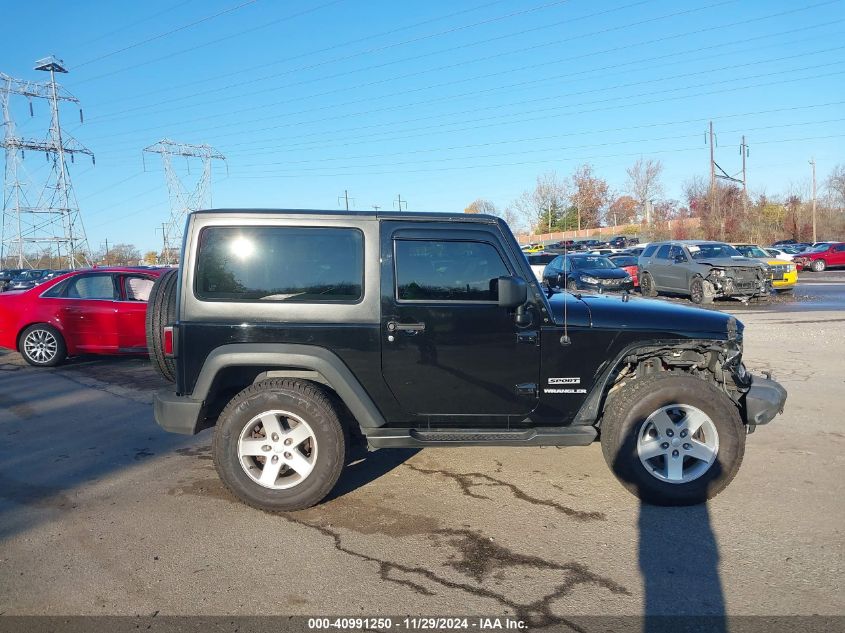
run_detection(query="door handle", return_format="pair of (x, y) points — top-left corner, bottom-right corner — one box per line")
(386, 321), (426, 333)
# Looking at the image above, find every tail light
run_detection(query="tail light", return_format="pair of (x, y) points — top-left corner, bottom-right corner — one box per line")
(163, 326), (174, 357)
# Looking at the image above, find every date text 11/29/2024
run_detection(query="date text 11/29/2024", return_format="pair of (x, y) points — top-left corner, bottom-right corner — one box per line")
(307, 617), (528, 630)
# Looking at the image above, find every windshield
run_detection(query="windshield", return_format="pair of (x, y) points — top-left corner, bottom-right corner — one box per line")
(810, 243), (831, 252)
(610, 256), (637, 267)
(688, 243), (743, 259)
(570, 256), (615, 270)
(736, 245), (769, 258)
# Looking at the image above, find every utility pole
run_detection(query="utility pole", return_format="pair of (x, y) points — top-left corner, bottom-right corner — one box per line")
(155, 222), (169, 264)
(371, 204), (381, 211)
(740, 135), (749, 215)
(1, 56), (94, 269)
(810, 158), (817, 243)
(709, 121), (720, 240)
(337, 190), (353, 211)
(143, 139), (225, 265)
(101, 239), (109, 265)
(393, 194), (407, 212)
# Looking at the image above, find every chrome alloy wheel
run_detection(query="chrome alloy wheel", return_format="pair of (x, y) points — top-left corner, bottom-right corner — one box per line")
(23, 328), (58, 364)
(637, 404), (719, 484)
(237, 410), (318, 489)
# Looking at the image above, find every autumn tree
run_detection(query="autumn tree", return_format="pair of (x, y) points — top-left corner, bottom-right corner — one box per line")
(607, 195), (638, 226)
(464, 199), (497, 214)
(626, 158), (664, 221)
(103, 243), (141, 266)
(143, 251), (159, 265)
(569, 164), (609, 230)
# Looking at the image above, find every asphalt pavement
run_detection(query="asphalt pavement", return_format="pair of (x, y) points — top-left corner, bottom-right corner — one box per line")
(0, 284), (843, 625)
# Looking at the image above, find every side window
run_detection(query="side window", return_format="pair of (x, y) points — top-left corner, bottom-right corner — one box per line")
(642, 244), (658, 258)
(834, 244), (845, 252)
(656, 245), (672, 260)
(123, 275), (155, 302)
(550, 256), (562, 271)
(64, 274), (117, 300)
(563, 258), (572, 273)
(195, 226), (364, 302)
(668, 245), (687, 261)
(394, 239), (510, 302)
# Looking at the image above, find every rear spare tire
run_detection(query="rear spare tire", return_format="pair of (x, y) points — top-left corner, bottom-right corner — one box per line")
(145, 269), (178, 382)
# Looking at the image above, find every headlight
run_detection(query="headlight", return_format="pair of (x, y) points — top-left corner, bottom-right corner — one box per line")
(581, 275), (598, 284)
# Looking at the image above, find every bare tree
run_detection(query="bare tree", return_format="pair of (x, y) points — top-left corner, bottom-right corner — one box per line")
(570, 164), (609, 230)
(826, 164), (845, 210)
(626, 158), (664, 221)
(464, 199), (497, 214)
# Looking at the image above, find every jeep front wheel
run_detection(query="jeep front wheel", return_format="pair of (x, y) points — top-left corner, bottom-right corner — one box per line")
(212, 379), (346, 512)
(689, 277), (714, 305)
(600, 373), (745, 505)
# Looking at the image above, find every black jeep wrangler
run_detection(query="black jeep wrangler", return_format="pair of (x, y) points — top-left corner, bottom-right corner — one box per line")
(149, 210), (786, 511)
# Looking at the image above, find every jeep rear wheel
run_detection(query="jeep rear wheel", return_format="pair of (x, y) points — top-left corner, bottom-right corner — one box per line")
(145, 269), (178, 382)
(212, 379), (346, 512)
(600, 373), (745, 505)
(639, 272), (658, 297)
(811, 259), (826, 272)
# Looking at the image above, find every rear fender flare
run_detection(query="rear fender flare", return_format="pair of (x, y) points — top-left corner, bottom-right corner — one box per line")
(191, 343), (386, 429)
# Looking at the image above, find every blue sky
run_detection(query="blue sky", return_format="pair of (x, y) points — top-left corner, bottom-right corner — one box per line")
(3, 0), (844, 252)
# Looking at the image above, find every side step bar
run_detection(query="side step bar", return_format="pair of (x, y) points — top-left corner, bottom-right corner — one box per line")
(364, 426), (596, 448)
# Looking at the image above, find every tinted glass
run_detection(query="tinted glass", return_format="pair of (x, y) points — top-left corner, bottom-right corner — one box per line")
(64, 274), (117, 300)
(642, 245), (658, 258)
(526, 253), (557, 265)
(688, 243), (742, 259)
(569, 256), (615, 270)
(610, 256), (637, 267)
(395, 240), (509, 301)
(656, 245), (672, 259)
(835, 244), (845, 252)
(668, 245), (687, 261)
(736, 245), (769, 258)
(195, 227), (363, 302)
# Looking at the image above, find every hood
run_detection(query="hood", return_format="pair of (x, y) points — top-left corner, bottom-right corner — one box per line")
(546, 290), (739, 339)
(696, 256), (767, 269)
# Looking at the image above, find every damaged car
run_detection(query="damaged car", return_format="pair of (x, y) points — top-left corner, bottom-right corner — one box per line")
(639, 241), (770, 304)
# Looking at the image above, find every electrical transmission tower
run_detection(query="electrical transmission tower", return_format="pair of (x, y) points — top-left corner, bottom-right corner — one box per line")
(1, 56), (94, 269)
(143, 139), (225, 264)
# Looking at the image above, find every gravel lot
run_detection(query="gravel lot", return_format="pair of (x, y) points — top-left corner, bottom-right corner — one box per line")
(0, 287), (842, 625)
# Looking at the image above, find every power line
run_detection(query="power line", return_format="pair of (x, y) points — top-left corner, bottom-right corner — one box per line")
(73, 0), (261, 69)
(84, 11), (843, 151)
(85, 0), (197, 47)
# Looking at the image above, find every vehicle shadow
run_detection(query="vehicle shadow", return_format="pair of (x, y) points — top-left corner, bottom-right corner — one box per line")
(614, 452), (727, 632)
(327, 442), (419, 502)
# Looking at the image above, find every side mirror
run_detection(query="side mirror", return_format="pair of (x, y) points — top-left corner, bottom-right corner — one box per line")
(497, 275), (527, 308)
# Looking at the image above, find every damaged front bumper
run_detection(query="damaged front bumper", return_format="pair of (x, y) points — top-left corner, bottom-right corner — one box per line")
(742, 372), (787, 428)
(708, 274), (770, 300)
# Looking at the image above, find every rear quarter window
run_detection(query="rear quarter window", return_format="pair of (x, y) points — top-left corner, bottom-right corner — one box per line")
(194, 226), (364, 303)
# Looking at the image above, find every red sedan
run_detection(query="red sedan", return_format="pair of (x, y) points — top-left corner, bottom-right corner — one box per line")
(0, 267), (164, 367)
(794, 242), (845, 272)
(608, 254), (640, 287)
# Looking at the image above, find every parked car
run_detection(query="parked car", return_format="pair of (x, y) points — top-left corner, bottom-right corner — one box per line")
(608, 254), (640, 287)
(149, 209), (786, 511)
(793, 242), (845, 272)
(542, 253), (633, 292)
(0, 267), (164, 366)
(732, 244), (797, 292)
(764, 247), (794, 262)
(0, 268), (27, 291)
(5, 268), (52, 291)
(639, 241), (769, 304)
(520, 243), (544, 254)
(608, 236), (632, 249)
(525, 252), (558, 281)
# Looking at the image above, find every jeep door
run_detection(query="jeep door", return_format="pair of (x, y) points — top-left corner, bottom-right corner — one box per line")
(663, 244), (691, 291)
(648, 244), (674, 290)
(380, 223), (540, 422)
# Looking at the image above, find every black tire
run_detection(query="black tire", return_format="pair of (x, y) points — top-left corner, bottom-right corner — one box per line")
(689, 276), (713, 305)
(811, 259), (826, 272)
(212, 379), (346, 512)
(145, 269), (178, 382)
(19, 323), (67, 367)
(639, 271), (658, 297)
(601, 373), (745, 506)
